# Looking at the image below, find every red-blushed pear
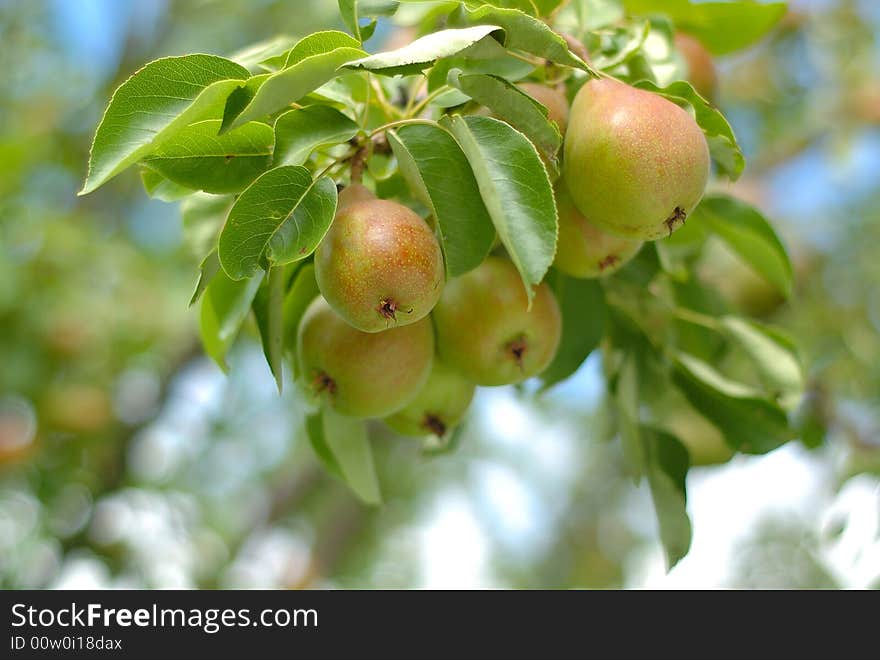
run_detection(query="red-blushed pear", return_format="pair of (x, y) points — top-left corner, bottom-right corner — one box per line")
(384, 359), (475, 438)
(674, 32), (718, 102)
(297, 297), (434, 418)
(518, 82), (570, 135)
(558, 32), (590, 65)
(563, 77), (710, 241)
(433, 257), (562, 386)
(315, 194), (444, 333)
(554, 181), (643, 278)
(336, 182), (375, 210)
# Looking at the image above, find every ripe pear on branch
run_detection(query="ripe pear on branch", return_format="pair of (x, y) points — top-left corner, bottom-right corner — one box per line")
(384, 359), (475, 438)
(563, 77), (710, 241)
(315, 184), (445, 333)
(433, 257), (562, 387)
(674, 32), (718, 102)
(554, 181), (643, 278)
(297, 297), (434, 418)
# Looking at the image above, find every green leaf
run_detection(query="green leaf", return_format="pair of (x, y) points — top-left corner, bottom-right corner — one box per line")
(80, 54), (249, 194)
(612, 241), (661, 288)
(199, 268), (264, 370)
(140, 168), (196, 201)
(218, 166), (337, 280)
(142, 119), (274, 194)
(456, 4), (596, 73)
(220, 75), (270, 133)
(694, 194), (793, 298)
(623, 0), (787, 55)
(338, 0), (400, 42)
(616, 354), (646, 480)
(526, 0), (566, 16)
(344, 25), (504, 76)
(672, 352), (793, 454)
(305, 413), (344, 479)
(190, 249), (221, 307)
(227, 39), (366, 130)
(574, 0), (625, 30)
(448, 70), (562, 163)
(427, 35), (535, 94)
(441, 0), (562, 16)
(642, 426), (692, 570)
(273, 105), (359, 166)
(322, 408), (382, 505)
(308, 72), (369, 109)
(181, 193), (234, 258)
(720, 316), (804, 409)
(792, 389), (828, 450)
(252, 266), (286, 392)
(441, 115), (557, 304)
(589, 20), (651, 71)
(282, 263), (320, 376)
(230, 35), (298, 72)
(280, 31), (364, 68)
(387, 124), (495, 277)
(541, 273), (606, 389)
(633, 79), (744, 179)
(671, 278), (726, 362)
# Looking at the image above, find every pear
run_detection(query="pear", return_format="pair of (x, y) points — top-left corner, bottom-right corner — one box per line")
(336, 182), (376, 210)
(674, 32), (718, 102)
(384, 360), (475, 437)
(297, 297), (434, 418)
(433, 257), (561, 386)
(563, 78), (710, 241)
(554, 181), (643, 278)
(519, 82), (569, 135)
(315, 195), (444, 333)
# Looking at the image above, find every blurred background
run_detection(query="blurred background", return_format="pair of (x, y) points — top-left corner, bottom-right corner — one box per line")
(1, 0), (878, 589)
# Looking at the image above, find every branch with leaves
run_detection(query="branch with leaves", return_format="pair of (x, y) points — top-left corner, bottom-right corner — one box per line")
(80, 0), (801, 569)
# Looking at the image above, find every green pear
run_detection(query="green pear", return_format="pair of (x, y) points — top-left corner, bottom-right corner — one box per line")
(297, 297), (434, 418)
(384, 359), (475, 437)
(554, 181), (643, 278)
(433, 257), (562, 386)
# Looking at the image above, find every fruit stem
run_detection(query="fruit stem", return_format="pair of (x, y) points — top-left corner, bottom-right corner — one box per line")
(506, 50), (543, 67)
(316, 152), (352, 180)
(368, 118), (439, 138)
(368, 75), (402, 121)
(407, 85), (453, 118)
(349, 146), (367, 184)
(403, 77), (426, 116)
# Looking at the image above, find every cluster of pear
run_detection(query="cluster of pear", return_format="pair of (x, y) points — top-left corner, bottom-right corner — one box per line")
(516, 33), (714, 277)
(297, 33), (714, 439)
(299, 182), (562, 438)
(562, 75), (710, 242)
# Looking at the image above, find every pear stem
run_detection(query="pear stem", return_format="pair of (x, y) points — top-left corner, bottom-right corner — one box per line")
(368, 118), (439, 138)
(407, 85), (453, 118)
